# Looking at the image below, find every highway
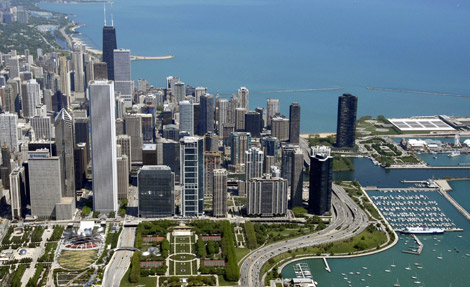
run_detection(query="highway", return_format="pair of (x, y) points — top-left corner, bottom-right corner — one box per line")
(102, 227), (136, 286)
(239, 184), (369, 287)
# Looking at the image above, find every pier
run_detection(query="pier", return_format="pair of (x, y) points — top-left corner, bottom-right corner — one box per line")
(130, 55), (174, 61)
(363, 187), (437, 192)
(438, 189), (470, 222)
(402, 234), (423, 255)
(323, 257), (331, 272)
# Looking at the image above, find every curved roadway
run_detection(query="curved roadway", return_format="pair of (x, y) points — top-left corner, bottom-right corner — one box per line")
(239, 184), (369, 287)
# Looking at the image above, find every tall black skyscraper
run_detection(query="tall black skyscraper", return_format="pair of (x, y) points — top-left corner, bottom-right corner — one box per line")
(308, 146), (333, 215)
(289, 102), (300, 144)
(245, 111), (261, 138)
(336, 93), (358, 148)
(102, 26), (117, 80)
(199, 94), (215, 135)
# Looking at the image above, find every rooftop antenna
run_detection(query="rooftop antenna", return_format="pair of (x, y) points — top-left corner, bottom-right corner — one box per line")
(111, 2), (114, 26)
(103, 3), (107, 26)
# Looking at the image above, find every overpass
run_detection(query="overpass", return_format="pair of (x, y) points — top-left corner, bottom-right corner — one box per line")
(114, 246), (140, 252)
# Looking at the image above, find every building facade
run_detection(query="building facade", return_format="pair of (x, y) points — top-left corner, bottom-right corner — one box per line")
(247, 174), (288, 217)
(89, 81), (118, 213)
(138, 166), (175, 217)
(180, 137), (204, 217)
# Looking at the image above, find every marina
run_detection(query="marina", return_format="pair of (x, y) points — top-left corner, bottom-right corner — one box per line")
(369, 189), (459, 231)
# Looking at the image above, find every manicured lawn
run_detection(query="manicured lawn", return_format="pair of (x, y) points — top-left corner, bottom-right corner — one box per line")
(170, 254), (195, 261)
(120, 267), (157, 287)
(174, 243), (191, 253)
(235, 247), (250, 263)
(175, 261), (192, 275)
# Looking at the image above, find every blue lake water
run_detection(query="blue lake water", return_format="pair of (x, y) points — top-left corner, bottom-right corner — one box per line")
(38, 0), (470, 132)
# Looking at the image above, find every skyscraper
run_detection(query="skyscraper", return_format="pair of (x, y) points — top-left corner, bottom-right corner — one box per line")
(217, 98), (229, 135)
(247, 174), (288, 217)
(199, 94), (215, 135)
(58, 56), (70, 96)
(245, 111), (261, 138)
(29, 156), (67, 219)
(230, 132), (251, 166)
(204, 151), (221, 197)
(309, 146), (333, 215)
(72, 47), (85, 92)
(235, 108), (247, 131)
(336, 93), (358, 148)
(179, 100), (194, 136)
(30, 115), (52, 140)
(281, 145), (304, 208)
(245, 148), (264, 180)
(238, 86), (249, 110)
(117, 155), (129, 200)
(89, 80), (118, 213)
(21, 79), (40, 118)
(55, 108), (75, 198)
(271, 117), (290, 142)
(10, 166), (26, 219)
(0, 112), (18, 152)
(213, 169), (227, 217)
(1, 143), (11, 189)
(174, 81), (185, 102)
(113, 49), (133, 99)
(180, 137), (204, 217)
(289, 102), (301, 144)
(138, 166), (175, 217)
(266, 98), (280, 128)
(125, 114), (143, 163)
(102, 25), (117, 80)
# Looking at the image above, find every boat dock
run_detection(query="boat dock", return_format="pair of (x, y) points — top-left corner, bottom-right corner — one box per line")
(293, 263), (313, 279)
(402, 234), (423, 255)
(323, 257), (331, 272)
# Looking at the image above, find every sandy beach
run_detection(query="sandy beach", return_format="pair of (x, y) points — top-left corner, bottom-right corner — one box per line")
(300, 133), (335, 139)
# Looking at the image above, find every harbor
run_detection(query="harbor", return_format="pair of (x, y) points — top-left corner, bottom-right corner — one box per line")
(368, 189), (459, 231)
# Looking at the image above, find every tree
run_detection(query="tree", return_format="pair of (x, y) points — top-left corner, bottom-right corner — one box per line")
(129, 253), (140, 283)
(197, 239), (207, 258)
(244, 221), (257, 249)
(207, 240), (216, 256)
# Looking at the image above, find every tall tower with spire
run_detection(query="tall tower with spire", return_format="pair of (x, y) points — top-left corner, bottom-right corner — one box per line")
(102, 4), (117, 80)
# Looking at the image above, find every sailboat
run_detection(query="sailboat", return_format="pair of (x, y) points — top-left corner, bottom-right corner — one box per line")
(405, 264), (412, 270)
(437, 253), (443, 260)
(394, 278), (400, 287)
(391, 260), (396, 268)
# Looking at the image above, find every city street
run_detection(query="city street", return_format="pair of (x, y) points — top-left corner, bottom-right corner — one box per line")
(102, 226), (136, 286)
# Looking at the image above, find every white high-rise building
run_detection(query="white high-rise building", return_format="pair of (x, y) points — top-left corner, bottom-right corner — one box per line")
(238, 86), (249, 110)
(179, 100), (194, 135)
(21, 79), (41, 118)
(89, 81), (118, 213)
(0, 112), (18, 152)
(245, 148), (264, 180)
